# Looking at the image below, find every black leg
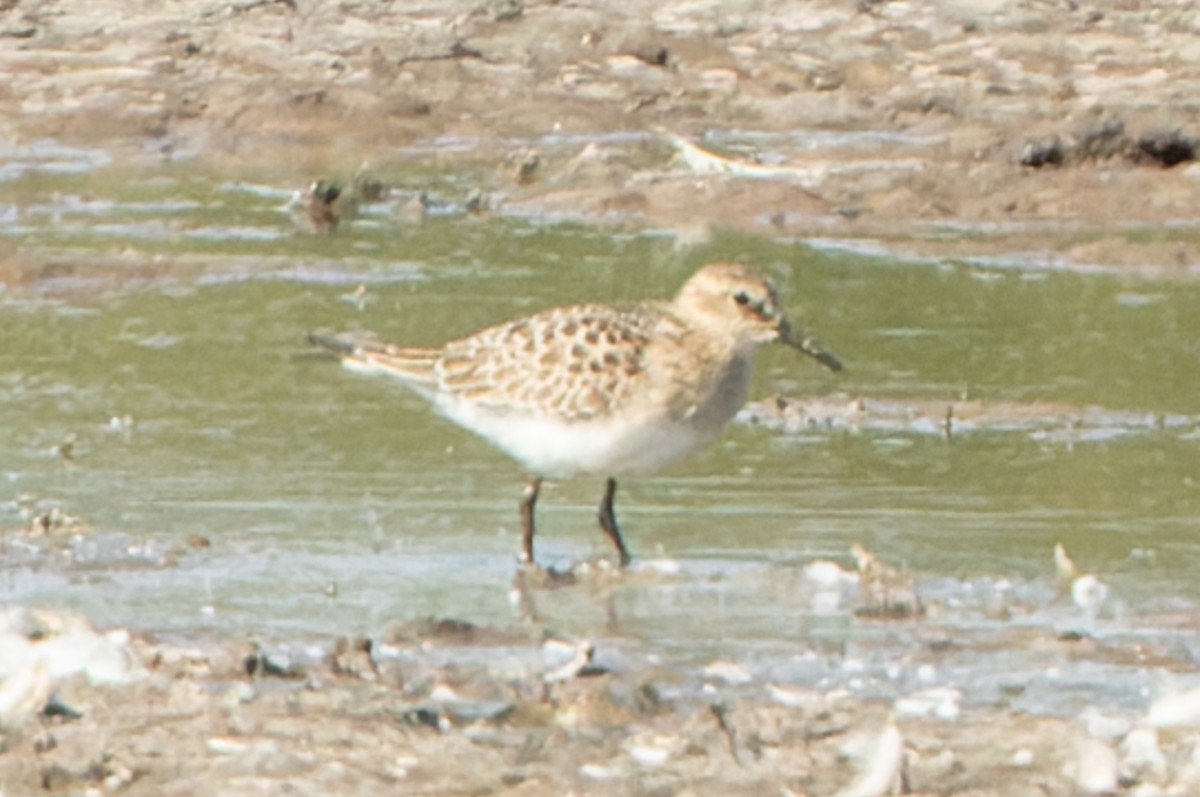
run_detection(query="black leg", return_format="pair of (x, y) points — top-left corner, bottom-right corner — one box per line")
(597, 477), (632, 567)
(520, 478), (542, 566)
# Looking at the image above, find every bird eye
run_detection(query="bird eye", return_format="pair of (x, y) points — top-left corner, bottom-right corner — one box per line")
(732, 291), (751, 306)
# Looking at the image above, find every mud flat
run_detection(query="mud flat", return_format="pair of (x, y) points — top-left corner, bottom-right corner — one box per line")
(3, 0), (1200, 276)
(3, 581), (1200, 797)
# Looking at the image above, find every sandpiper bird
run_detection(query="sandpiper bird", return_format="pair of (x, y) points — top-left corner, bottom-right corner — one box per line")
(309, 262), (841, 568)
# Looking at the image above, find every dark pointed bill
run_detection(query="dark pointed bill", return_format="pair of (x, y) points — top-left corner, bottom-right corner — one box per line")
(781, 325), (843, 372)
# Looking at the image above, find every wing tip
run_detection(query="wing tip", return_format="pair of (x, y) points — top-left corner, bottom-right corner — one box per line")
(308, 330), (441, 384)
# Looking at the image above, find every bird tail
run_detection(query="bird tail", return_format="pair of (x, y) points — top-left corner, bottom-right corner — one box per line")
(308, 331), (439, 386)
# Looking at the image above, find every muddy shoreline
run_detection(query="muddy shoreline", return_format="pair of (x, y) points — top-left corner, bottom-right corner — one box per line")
(3, 0), (1200, 277)
(5, 588), (1200, 797)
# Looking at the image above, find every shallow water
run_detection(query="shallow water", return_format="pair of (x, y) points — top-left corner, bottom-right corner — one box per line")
(2, 158), (1199, 715)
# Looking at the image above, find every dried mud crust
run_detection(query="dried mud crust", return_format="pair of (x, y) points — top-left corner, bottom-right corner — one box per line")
(2, 0), (1199, 272)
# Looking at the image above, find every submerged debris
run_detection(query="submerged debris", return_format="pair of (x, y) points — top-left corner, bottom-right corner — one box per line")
(739, 394), (1200, 442)
(503, 148), (541, 185)
(665, 130), (826, 188)
(290, 179), (347, 233)
(379, 616), (531, 649)
(852, 544), (924, 619)
(325, 636), (378, 681)
(54, 433), (78, 463)
(287, 171), (391, 233)
(243, 644), (305, 680)
(23, 506), (87, 537)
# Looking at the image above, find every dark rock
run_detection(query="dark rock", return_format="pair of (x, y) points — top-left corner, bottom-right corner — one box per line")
(1019, 136), (1065, 168)
(1134, 130), (1196, 167)
(244, 647), (305, 680)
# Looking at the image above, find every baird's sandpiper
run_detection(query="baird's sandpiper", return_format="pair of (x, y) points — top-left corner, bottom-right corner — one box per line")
(310, 262), (841, 568)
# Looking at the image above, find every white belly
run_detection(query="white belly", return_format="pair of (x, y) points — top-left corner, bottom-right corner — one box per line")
(436, 398), (726, 479)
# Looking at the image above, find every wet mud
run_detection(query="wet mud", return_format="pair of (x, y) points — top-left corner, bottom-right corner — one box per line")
(3, 0), (1200, 284)
(4, 563), (1200, 797)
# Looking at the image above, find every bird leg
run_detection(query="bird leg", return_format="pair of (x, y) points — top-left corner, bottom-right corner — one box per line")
(520, 477), (542, 566)
(598, 477), (632, 567)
